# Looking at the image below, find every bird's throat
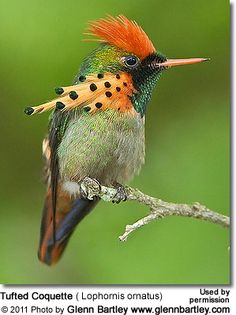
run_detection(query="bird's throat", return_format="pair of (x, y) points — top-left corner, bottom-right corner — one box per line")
(131, 70), (163, 117)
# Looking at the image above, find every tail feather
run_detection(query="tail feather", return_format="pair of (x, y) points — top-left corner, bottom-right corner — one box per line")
(38, 185), (99, 266)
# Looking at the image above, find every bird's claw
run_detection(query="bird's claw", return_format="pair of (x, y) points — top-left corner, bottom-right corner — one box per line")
(80, 177), (101, 200)
(112, 184), (127, 204)
(79, 178), (127, 203)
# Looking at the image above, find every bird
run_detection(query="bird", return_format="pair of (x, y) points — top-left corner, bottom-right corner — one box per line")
(25, 15), (208, 266)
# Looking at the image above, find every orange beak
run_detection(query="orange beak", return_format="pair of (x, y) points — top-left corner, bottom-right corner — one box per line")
(159, 58), (210, 68)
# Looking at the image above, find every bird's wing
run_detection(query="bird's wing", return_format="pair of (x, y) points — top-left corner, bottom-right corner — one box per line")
(39, 109), (100, 265)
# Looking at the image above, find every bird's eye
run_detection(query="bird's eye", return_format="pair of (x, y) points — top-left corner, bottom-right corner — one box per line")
(124, 55), (139, 67)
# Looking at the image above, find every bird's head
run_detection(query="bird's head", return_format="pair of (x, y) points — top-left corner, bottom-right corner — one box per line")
(74, 15), (208, 116)
(25, 15), (208, 117)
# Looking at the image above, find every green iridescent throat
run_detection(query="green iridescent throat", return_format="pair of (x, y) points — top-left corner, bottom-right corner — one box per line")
(130, 71), (163, 117)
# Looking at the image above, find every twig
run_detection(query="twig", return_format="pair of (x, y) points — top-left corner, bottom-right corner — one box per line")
(80, 177), (230, 242)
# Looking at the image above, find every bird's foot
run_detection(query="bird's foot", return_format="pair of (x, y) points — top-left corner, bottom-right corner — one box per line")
(112, 183), (127, 204)
(79, 177), (127, 203)
(79, 177), (101, 200)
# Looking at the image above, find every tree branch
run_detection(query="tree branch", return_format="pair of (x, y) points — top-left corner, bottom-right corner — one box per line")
(80, 177), (230, 242)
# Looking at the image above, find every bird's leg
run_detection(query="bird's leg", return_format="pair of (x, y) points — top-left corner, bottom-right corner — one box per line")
(79, 177), (127, 203)
(112, 182), (127, 204)
(79, 177), (101, 200)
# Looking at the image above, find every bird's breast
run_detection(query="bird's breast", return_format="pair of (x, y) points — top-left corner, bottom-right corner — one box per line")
(58, 110), (145, 186)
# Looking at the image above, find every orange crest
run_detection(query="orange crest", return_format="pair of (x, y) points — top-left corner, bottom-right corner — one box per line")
(86, 15), (156, 60)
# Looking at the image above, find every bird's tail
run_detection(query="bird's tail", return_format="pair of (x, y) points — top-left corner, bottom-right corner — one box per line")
(38, 184), (99, 266)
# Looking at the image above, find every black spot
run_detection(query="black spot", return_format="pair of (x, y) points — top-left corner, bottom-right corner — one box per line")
(116, 87), (121, 92)
(116, 74), (121, 79)
(90, 83), (97, 91)
(69, 91), (78, 100)
(104, 81), (111, 88)
(95, 102), (102, 108)
(56, 101), (65, 110)
(84, 106), (91, 112)
(55, 87), (64, 95)
(123, 82), (127, 87)
(24, 107), (34, 115)
(118, 107), (121, 111)
(97, 73), (104, 79)
(105, 91), (112, 98)
(79, 75), (86, 82)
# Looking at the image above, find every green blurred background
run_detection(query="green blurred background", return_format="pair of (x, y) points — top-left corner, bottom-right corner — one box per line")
(0, 0), (229, 284)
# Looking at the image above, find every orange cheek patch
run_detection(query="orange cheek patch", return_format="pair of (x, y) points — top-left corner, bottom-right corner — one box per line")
(25, 72), (137, 116)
